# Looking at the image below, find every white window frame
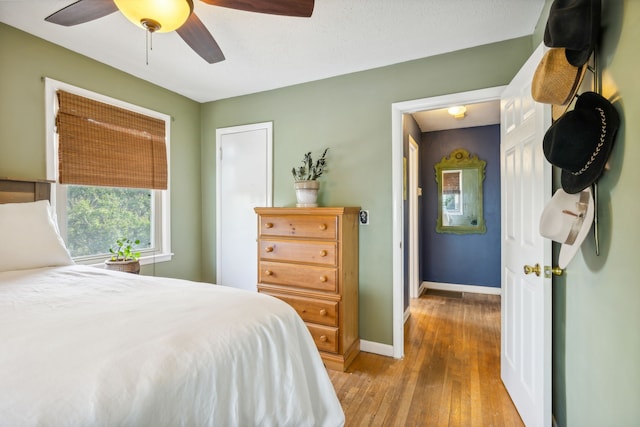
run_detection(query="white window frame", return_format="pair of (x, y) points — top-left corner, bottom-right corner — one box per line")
(44, 77), (172, 266)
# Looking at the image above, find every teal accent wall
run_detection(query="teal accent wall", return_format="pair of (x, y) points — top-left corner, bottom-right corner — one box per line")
(0, 23), (203, 281)
(200, 37), (533, 344)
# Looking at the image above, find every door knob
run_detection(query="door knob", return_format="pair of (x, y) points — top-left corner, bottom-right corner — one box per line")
(523, 263), (541, 276)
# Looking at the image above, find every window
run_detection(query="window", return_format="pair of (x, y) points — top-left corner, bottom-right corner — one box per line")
(45, 78), (171, 265)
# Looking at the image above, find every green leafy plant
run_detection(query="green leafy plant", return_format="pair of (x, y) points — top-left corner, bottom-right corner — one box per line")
(109, 238), (141, 261)
(291, 148), (329, 182)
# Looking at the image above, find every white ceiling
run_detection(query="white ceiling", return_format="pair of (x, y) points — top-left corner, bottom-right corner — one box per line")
(412, 100), (501, 132)
(0, 0), (544, 103)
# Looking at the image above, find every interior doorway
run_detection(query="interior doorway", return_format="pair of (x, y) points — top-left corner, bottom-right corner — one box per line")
(391, 86), (506, 359)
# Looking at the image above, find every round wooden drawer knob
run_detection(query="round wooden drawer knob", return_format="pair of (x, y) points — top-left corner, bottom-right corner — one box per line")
(264, 222), (274, 229)
(320, 250), (328, 257)
(319, 335), (328, 343)
(265, 270), (272, 276)
(319, 309), (327, 316)
(319, 275), (328, 282)
(265, 246), (274, 253)
(318, 223), (327, 230)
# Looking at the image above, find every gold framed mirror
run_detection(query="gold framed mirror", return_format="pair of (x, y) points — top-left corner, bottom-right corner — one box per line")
(435, 148), (486, 234)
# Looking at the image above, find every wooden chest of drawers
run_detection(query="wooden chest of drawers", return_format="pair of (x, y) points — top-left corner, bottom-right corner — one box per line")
(254, 207), (360, 371)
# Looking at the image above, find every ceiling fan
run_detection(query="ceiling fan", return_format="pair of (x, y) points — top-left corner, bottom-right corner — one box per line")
(45, 0), (315, 64)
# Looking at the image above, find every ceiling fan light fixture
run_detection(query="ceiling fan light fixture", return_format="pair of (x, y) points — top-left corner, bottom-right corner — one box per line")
(114, 0), (194, 33)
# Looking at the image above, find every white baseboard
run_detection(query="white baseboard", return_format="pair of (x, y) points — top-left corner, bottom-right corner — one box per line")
(423, 281), (501, 295)
(360, 340), (395, 358)
(359, 281), (499, 359)
(403, 306), (411, 323)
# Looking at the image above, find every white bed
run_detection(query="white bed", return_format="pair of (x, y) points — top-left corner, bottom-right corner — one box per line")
(0, 180), (344, 427)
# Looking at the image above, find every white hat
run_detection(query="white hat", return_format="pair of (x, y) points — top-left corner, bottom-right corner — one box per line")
(539, 187), (594, 269)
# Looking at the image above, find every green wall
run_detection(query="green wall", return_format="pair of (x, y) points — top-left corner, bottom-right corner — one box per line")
(0, 23), (203, 281)
(549, 1), (640, 425)
(200, 37), (533, 344)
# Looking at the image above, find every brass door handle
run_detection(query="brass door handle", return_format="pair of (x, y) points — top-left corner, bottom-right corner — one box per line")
(545, 265), (564, 277)
(523, 263), (541, 276)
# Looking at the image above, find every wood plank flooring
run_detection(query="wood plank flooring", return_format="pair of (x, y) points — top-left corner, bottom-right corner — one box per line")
(328, 292), (524, 426)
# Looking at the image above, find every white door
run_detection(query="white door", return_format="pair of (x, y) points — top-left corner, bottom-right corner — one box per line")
(216, 122), (272, 291)
(409, 136), (420, 299)
(500, 43), (552, 427)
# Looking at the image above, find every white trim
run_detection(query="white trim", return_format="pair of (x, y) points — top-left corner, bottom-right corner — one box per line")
(44, 77), (172, 264)
(360, 340), (394, 358)
(408, 137), (420, 299)
(391, 86), (506, 360)
(404, 306), (411, 323)
(418, 281), (428, 296)
(423, 281), (501, 295)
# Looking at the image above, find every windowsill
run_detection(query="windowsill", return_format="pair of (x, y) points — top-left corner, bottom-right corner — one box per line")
(75, 253), (174, 268)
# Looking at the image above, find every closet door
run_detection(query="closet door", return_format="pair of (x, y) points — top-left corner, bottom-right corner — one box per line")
(216, 122), (272, 291)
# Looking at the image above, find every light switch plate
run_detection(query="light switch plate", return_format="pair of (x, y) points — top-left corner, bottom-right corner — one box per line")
(359, 210), (369, 225)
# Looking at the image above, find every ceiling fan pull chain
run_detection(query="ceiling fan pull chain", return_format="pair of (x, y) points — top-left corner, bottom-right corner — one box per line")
(145, 30), (152, 66)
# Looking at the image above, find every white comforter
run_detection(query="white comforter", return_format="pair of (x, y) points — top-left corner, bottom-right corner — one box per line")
(0, 265), (344, 427)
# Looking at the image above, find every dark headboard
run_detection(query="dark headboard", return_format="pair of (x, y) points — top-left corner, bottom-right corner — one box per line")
(0, 178), (52, 204)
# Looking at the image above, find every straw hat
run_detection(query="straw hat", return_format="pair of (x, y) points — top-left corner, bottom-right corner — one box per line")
(539, 187), (594, 269)
(531, 48), (586, 106)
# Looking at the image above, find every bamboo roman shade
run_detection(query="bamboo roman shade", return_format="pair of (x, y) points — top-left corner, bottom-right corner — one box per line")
(442, 171), (461, 194)
(55, 90), (168, 190)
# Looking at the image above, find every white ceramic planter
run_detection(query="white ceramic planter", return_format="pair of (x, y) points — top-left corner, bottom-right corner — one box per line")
(294, 180), (320, 207)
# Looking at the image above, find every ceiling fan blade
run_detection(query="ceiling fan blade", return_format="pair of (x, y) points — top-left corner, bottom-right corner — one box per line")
(176, 13), (226, 64)
(45, 0), (118, 26)
(200, 0), (314, 17)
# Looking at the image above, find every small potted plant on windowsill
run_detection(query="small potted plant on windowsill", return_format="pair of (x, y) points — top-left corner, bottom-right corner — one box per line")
(105, 238), (141, 274)
(291, 148), (328, 207)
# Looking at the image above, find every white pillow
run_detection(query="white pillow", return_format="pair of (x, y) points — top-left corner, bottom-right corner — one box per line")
(0, 200), (74, 272)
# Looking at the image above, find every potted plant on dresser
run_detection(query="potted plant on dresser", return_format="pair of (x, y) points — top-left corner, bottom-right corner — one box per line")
(291, 148), (328, 207)
(105, 238), (141, 274)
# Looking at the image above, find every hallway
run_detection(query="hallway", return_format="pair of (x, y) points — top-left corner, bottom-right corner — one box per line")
(329, 291), (523, 426)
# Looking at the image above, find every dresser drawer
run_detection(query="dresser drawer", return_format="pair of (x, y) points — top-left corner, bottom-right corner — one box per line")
(264, 292), (338, 327)
(307, 324), (339, 353)
(259, 215), (337, 239)
(259, 239), (337, 265)
(259, 261), (337, 293)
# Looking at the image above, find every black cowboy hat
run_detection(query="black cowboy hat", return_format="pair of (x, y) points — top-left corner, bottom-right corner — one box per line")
(543, 91), (620, 194)
(544, 0), (601, 67)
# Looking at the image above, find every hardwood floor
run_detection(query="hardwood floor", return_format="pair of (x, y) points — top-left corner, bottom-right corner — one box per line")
(328, 291), (524, 426)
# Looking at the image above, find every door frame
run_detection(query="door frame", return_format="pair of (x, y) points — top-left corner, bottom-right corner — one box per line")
(390, 86), (505, 358)
(408, 136), (420, 299)
(215, 121), (273, 287)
